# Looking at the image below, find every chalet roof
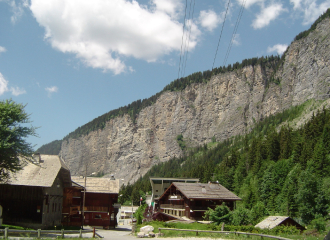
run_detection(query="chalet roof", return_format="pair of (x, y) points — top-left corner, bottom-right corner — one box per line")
(71, 176), (119, 194)
(168, 182), (241, 201)
(5, 154), (71, 188)
(255, 216), (291, 229)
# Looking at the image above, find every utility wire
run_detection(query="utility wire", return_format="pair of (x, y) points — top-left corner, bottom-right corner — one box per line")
(177, 0), (188, 80)
(223, 0), (246, 67)
(182, 0), (196, 78)
(212, 0), (231, 70)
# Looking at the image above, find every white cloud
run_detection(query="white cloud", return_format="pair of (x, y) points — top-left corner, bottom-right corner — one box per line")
(45, 86), (58, 97)
(8, 0), (28, 24)
(0, 72), (26, 96)
(199, 9), (221, 32)
(290, 0), (302, 10)
(237, 0), (264, 8)
(252, 3), (286, 29)
(233, 34), (241, 46)
(267, 44), (288, 55)
(295, 0), (330, 25)
(0, 73), (9, 95)
(10, 86), (26, 96)
(151, 0), (182, 19)
(30, 0), (200, 75)
(0, 46), (7, 53)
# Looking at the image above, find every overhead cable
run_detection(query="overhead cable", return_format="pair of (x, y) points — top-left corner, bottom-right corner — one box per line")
(182, 0), (196, 78)
(177, 0), (188, 80)
(223, 0), (246, 67)
(212, 0), (231, 70)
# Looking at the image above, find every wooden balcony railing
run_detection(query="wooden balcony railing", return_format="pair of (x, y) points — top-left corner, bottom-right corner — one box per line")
(160, 204), (185, 210)
(68, 206), (109, 215)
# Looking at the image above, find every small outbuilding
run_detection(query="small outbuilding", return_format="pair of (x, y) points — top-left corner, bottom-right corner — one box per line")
(255, 216), (305, 231)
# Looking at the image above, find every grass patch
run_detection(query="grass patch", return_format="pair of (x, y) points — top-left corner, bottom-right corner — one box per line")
(136, 221), (328, 240)
(0, 224), (33, 230)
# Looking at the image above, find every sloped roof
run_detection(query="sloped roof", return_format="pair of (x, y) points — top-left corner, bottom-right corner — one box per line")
(5, 154), (71, 187)
(167, 182), (241, 200)
(255, 216), (291, 229)
(71, 176), (119, 194)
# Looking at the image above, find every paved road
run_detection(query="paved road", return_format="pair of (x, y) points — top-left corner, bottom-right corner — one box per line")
(94, 225), (136, 240)
(92, 225), (228, 240)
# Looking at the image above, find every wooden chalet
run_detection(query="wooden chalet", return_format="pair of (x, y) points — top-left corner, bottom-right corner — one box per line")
(0, 154), (71, 229)
(62, 176), (119, 228)
(156, 182), (241, 221)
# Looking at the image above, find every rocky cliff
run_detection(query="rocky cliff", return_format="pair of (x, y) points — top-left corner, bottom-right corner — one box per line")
(60, 17), (330, 184)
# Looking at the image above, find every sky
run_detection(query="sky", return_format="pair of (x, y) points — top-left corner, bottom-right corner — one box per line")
(0, 0), (330, 149)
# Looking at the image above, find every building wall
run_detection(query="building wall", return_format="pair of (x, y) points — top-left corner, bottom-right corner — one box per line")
(0, 185), (43, 226)
(42, 177), (65, 228)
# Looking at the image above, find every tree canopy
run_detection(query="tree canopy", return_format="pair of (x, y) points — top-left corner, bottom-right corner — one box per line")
(0, 99), (37, 182)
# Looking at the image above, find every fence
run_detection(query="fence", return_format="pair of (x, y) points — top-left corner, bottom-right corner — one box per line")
(0, 228), (103, 239)
(158, 227), (292, 240)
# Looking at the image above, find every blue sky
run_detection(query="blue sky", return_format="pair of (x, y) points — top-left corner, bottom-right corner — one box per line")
(0, 0), (329, 149)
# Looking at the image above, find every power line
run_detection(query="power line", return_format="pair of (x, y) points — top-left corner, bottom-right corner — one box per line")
(212, 0), (231, 70)
(177, 0), (188, 80)
(182, 0), (196, 78)
(223, 0), (246, 67)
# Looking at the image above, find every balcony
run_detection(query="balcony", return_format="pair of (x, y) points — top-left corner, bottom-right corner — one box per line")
(160, 204), (185, 210)
(190, 206), (209, 211)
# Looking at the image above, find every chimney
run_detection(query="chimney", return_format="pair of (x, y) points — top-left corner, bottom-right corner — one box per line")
(33, 153), (42, 163)
(110, 174), (115, 180)
(202, 186), (206, 193)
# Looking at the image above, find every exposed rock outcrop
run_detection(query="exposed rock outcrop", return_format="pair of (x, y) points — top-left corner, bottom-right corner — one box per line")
(60, 18), (330, 184)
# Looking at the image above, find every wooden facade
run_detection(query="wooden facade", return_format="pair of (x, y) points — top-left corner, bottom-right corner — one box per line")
(62, 177), (119, 229)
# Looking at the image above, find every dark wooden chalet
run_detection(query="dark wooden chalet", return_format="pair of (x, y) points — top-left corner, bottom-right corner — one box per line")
(156, 182), (241, 221)
(62, 176), (119, 228)
(0, 154), (71, 229)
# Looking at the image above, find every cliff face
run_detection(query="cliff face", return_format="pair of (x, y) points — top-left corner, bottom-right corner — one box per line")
(60, 18), (330, 184)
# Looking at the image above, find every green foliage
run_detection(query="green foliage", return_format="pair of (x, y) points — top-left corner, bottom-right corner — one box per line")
(134, 204), (147, 224)
(123, 100), (330, 229)
(231, 207), (251, 226)
(309, 215), (327, 233)
(204, 203), (231, 224)
(0, 99), (38, 182)
(176, 134), (186, 151)
(250, 201), (268, 225)
(36, 139), (62, 155)
(212, 135), (216, 143)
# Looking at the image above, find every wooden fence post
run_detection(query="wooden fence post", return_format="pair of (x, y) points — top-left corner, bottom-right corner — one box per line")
(61, 229), (64, 238)
(196, 230), (198, 236)
(4, 228), (8, 239)
(79, 229), (82, 238)
(93, 227), (96, 238)
(37, 229), (41, 239)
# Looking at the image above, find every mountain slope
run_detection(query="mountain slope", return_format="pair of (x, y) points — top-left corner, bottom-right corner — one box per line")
(42, 11), (330, 184)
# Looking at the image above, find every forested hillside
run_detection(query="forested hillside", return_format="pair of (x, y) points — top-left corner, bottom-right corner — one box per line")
(119, 99), (330, 225)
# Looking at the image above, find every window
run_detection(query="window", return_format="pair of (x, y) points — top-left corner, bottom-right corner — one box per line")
(94, 214), (102, 219)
